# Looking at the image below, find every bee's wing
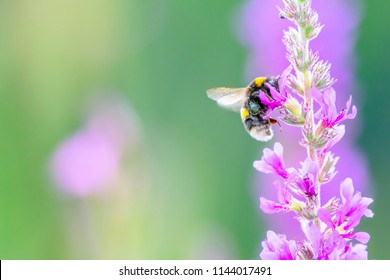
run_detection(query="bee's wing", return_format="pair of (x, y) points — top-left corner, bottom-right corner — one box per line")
(206, 87), (249, 112)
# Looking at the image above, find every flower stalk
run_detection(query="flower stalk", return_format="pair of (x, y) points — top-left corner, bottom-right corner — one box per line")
(254, 0), (373, 260)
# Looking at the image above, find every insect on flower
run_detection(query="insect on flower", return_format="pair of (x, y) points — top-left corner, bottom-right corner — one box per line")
(207, 77), (281, 141)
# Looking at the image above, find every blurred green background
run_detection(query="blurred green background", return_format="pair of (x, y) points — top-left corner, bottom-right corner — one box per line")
(0, 0), (388, 259)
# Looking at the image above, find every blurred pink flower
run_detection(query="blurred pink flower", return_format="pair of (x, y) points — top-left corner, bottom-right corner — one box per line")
(50, 94), (139, 197)
(51, 129), (120, 197)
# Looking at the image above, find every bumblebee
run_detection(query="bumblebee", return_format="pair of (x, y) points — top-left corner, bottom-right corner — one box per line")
(207, 77), (280, 141)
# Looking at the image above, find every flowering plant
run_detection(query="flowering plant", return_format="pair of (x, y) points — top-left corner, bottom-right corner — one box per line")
(255, 0), (373, 260)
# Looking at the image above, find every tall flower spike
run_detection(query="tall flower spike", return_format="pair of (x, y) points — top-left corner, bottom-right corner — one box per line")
(239, 0), (371, 242)
(247, 0), (373, 260)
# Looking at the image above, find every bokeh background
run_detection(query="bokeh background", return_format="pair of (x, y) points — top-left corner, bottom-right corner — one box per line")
(0, 0), (388, 259)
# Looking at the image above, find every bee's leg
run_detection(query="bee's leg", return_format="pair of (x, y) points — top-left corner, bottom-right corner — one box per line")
(269, 118), (282, 132)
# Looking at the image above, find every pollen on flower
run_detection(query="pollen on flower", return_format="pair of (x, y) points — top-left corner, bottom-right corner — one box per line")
(335, 225), (346, 235)
(289, 200), (305, 212)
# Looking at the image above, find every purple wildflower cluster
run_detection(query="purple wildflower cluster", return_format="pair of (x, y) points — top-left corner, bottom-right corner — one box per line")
(256, 142), (373, 259)
(252, 0), (373, 260)
(239, 0), (370, 242)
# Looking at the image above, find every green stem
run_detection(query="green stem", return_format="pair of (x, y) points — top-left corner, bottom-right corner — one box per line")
(299, 27), (317, 163)
(299, 23), (321, 219)
(303, 71), (317, 162)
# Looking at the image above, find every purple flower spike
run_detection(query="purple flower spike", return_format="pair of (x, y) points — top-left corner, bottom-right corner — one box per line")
(245, 0), (373, 259)
(260, 231), (297, 260)
(253, 142), (289, 179)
